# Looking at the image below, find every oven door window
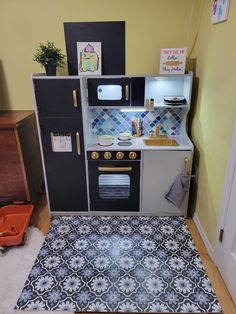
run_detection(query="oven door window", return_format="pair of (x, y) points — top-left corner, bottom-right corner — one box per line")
(98, 174), (130, 199)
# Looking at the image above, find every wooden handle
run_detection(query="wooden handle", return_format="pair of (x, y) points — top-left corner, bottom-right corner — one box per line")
(184, 157), (189, 175)
(76, 132), (81, 155)
(73, 90), (78, 107)
(125, 85), (129, 101)
(98, 166), (132, 172)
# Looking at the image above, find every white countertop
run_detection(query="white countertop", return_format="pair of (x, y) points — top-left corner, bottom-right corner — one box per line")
(86, 135), (193, 151)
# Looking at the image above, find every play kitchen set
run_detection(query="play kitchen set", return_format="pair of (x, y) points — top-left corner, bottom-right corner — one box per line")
(32, 72), (193, 216)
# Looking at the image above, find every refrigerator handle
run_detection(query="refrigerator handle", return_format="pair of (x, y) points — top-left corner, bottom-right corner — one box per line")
(72, 90), (78, 107)
(76, 132), (81, 155)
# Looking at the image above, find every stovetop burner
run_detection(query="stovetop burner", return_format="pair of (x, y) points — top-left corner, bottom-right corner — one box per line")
(98, 143), (113, 147)
(117, 141), (133, 147)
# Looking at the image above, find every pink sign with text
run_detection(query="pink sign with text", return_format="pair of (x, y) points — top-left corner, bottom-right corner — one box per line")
(159, 48), (187, 75)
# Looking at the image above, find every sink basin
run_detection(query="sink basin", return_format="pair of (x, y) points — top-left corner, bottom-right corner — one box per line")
(143, 138), (178, 146)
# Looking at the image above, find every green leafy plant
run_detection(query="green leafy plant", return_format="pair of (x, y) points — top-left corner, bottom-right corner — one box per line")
(33, 41), (66, 67)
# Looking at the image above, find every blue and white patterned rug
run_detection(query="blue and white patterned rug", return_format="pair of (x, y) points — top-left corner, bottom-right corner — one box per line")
(15, 216), (222, 313)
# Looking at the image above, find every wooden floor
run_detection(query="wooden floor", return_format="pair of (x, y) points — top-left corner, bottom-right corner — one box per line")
(31, 194), (236, 314)
(186, 219), (236, 314)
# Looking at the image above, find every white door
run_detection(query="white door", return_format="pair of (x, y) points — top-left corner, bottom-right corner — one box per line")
(214, 121), (236, 305)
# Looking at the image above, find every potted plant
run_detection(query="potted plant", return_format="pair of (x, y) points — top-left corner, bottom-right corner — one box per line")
(33, 41), (66, 76)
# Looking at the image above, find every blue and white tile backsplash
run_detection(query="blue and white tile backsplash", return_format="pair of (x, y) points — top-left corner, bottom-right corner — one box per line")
(90, 108), (185, 136)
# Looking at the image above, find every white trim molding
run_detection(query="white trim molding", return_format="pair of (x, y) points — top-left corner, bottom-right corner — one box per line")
(192, 211), (214, 260)
(214, 118), (236, 266)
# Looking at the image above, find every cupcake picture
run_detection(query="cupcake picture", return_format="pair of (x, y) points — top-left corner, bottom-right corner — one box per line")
(77, 42), (101, 75)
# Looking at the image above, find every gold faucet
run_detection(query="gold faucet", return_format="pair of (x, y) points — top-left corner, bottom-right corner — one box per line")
(148, 125), (168, 138)
(155, 125), (161, 137)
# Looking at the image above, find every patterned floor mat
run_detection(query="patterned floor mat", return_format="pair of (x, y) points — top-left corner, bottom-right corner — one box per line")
(15, 216), (222, 312)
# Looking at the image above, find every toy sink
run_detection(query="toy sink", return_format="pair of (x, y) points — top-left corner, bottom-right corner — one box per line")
(143, 138), (178, 146)
(0, 204), (33, 247)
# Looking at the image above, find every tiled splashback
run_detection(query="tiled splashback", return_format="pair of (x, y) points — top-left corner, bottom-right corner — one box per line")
(90, 108), (185, 136)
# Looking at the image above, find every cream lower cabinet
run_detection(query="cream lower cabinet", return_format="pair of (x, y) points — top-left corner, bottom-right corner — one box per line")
(141, 150), (192, 216)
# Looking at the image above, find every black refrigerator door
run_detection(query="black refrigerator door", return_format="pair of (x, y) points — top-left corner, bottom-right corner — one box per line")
(39, 117), (88, 212)
(87, 78), (130, 106)
(33, 79), (82, 117)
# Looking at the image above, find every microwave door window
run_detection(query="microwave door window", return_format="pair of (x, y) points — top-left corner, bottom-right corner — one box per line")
(98, 174), (130, 199)
(97, 85), (122, 100)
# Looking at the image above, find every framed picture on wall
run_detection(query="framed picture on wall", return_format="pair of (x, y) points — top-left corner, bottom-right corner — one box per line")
(159, 48), (187, 75)
(77, 42), (102, 75)
(212, 0), (230, 24)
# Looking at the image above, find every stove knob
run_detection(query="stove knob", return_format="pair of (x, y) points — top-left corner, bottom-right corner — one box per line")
(129, 152), (137, 160)
(116, 151), (124, 160)
(104, 152), (112, 160)
(91, 151), (99, 160)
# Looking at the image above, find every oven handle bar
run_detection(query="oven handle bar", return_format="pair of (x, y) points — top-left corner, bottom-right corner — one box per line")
(98, 166), (132, 172)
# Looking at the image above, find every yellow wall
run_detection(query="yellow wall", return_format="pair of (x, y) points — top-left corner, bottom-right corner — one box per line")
(190, 0), (236, 245)
(0, 0), (233, 247)
(0, 0), (194, 110)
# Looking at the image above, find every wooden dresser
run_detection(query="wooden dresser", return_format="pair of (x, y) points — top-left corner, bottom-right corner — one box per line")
(0, 111), (43, 203)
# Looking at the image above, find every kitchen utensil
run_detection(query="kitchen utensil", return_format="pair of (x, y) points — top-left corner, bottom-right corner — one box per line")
(98, 135), (114, 146)
(132, 119), (142, 137)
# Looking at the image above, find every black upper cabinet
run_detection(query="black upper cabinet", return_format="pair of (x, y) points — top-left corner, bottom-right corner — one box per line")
(131, 77), (145, 107)
(33, 79), (81, 117)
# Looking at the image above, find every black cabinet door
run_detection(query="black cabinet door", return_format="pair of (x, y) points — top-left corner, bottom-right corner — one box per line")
(87, 78), (130, 106)
(39, 117), (88, 212)
(131, 77), (145, 106)
(33, 79), (82, 117)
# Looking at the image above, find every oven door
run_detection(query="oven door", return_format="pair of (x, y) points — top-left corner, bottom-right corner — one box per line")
(88, 160), (140, 211)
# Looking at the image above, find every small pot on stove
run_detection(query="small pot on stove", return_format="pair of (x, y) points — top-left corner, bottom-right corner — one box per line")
(98, 135), (113, 146)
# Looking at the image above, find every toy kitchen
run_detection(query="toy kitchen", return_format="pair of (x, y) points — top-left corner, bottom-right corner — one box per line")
(32, 72), (193, 217)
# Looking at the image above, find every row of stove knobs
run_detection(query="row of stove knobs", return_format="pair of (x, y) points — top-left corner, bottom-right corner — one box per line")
(91, 151), (137, 160)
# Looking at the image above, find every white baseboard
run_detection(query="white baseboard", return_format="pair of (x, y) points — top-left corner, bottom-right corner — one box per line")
(190, 210), (214, 260)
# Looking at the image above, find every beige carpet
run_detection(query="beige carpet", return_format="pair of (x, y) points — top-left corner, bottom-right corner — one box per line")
(0, 227), (73, 314)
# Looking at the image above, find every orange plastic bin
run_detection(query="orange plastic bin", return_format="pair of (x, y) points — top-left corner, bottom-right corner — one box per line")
(0, 204), (33, 247)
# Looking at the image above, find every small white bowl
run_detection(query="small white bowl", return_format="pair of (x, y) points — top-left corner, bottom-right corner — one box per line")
(98, 135), (113, 146)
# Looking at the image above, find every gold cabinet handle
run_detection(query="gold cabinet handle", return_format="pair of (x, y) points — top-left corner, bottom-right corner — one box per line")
(73, 90), (78, 107)
(125, 84), (129, 101)
(98, 166), (132, 172)
(76, 132), (81, 155)
(184, 157), (189, 175)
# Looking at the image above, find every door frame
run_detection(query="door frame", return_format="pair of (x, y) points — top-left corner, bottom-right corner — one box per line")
(214, 119), (236, 273)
